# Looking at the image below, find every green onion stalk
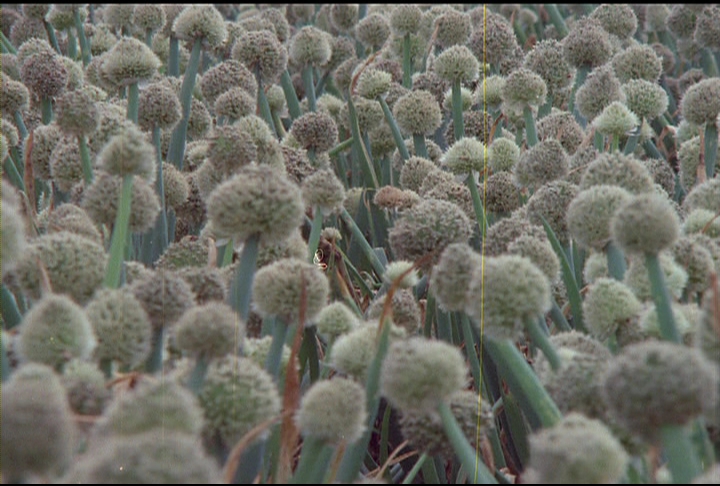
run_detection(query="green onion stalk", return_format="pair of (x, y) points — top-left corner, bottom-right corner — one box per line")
(645, 252), (681, 343)
(74, 8), (92, 66)
(104, 175), (135, 289)
(167, 38), (203, 169)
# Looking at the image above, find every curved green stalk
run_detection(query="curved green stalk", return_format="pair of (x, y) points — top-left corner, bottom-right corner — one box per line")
(347, 95), (379, 188)
(0, 31), (17, 54)
(452, 81), (465, 142)
(402, 453), (428, 484)
(257, 74), (278, 138)
(438, 401), (498, 484)
(402, 33), (412, 89)
(339, 208), (386, 277)
(264, 318), (290, 381)
(139, 127), (168, 265)
(466, 173), (488, 235)
(66, 28), (77, 60)
(307, 208), (324, 263)
(524, 316), (561, 371)
(328, 137), (355, 158)
(700, 48), (719, 78)
(704, 122), (718, 179)
(168, 36), (180, 77)
(3, 155), (25, 193)
(74, 9), (92, 66)
(104, 175), (134, 289)
(228, 234), (260, 322)
(1, 285), (22, 329)
(569, 66), (590, 120)
(605, 241), (626, 281)
(302, 65), (317, 113)
(78, 135), (93, 185)
(290, 437), (334, 484)
(378, 96), (409, 161)
(549, 298), (571, 332)
(460, 313), (482, 391)
(13, 111), (28, 140)
(484, 338), (562, 429)
(43, 20), (61, 55)
(281, 69), (302, 120)
(645, 252), (681, 343)
(523, 106), (538, 147)
(167, 38), (202, 169)
(545, 5), (569, 38)
(660, 424), (702, 483)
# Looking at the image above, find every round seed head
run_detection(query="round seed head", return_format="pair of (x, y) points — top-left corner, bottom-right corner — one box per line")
(43, 203), (102, 246)
(48, 138), (89, 192)
(252, 257), (329, 323)
(484, 211), (548, 256)
(21, 4), (50, 20)
(55, 89), (99, 137)
(488, 137), (520, 173)
(9, 15), (45, 47)
(393, 89), (442, 137)
(442, 137), (486, 177)
(19, 293), (95, 370)
(199, 355), (281, 446)
(85, 287), (152, 369)
(301, 168), (345, 216)
(356, 13), (390, 51)
(508, 235), (560, 281)
(501, 67), (547, 110)
(97, 124), (156, 181)
(624, 251), (688, 301)
(683, 209), (720, 238)
(466, 255), (551, 341)
(513, 138), (568, 189)
(399, 389), (494, 458)
(201, 60), (257, 109)
(383, 260), (419, 290)
(524, 39), (574, 96)
(20, 51), (68, 99)
(592, 101), (639, 138)
(176, 266), (227, 304)
(389, 198), (472, 269)
(214, 87), (256, 120)
(678, 136), (704, 191)
(15, 231), (106, 305)
(433, 9), (471, 48)
(580, 151), (655, 194)
(694, 5), (720, 49)
(0, 73), (30, 115)
(612, 192), (680, 255)
(1, 363), (76, 479)
(590, 3), (638, 39)
(290, 111), (338, 153)
(208, 125), (258, 177)
(174, 302), (244, 359)
(526, 413), (629, 484)
(638, 302), (694, 343)
(16, 37), (54, 68)
(672, 235), (714, 294)
(96, 379), (204, 438)
(536, 110), (585, 155)
(83, 171), (160, 233)
(485, 171), (522, 214)
(567, 185), (633, 251)
(367, 289), (421, 335)
(132, 4), (166, 34)
(296, 377), (367, 444)
(232, 29), (288, 82)
(138, 81), (181, 130)
(682, 178), (720, 214)
(289, 26), (331, 67)
(681, 78), (720, 126)
(356, 68), (392, 100)
(381, 337), (467, 413)
(102, 37), (160, 86)
(583, 278), (643, 340)
(163, 162), (189, 210)
(612, 44), (663, 83)
(622, 79), (668, 121)
(206, 164), (304, 244)
(131, 269), (196, 331)
(64, 431), (223, 484)
(535, 334), (613, 418)
(329, 4), (358, 32)
(187, 97), (211, 141)
(601, 340), (719, 440)
(563, 18), (613, 68)
(329, 321), (405, 383)
(61, 359), (111, 416)
(390, 5), (422, 36)
(155, 236), (211, 271)
(467, 12), (518, 67)
(315, 302), (361, 344)
(399, 157), (439, 193)
(172, 4), (226, 48)
(575, 64), (624, 122)
(433, 45), (478, 87)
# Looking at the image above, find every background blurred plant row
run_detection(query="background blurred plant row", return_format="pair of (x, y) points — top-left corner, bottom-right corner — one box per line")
(1, 3), (720, 484)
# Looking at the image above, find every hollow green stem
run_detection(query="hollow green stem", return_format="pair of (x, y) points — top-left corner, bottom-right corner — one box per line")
(484, 338), (562, 428)
(74, 9), (92, 66)
(438, 401), (498, 484)
(187, 354), (209, 394)
(126, 82), (139, 124)
(257, 74), (278, 138)
(144, 327), (164, 373)
(402, 33), (412, 89)
(291, 436), (334, 484)
(545, 5), (569, 38)
(645, 252), (681, 343)
(452, 81), (465, 142)
(402, 453), (428, 484)
(307, 208), (324, 263)
(549, 298), (571, 332)
(569, 66), (590, 121)
(78, 135), (93, 185)
(139, 129), (168, 266)
(3, 155), (25, 193)
(228, 234), (260, 322)
(610, 133), (620, 152)
(412, 134), (428, 159)
(328, 137), (355, 157)
(339, 208), (386, 277)
(659, 424), (702, 483)
(700, 48), (719, 78)
(41, 97), (53, 125)
(605, 241), (626, 281)
(13, 111), (28, 141)
(43, 20), (61, 55)
(523, 106), (538, 147)
(347, 94), (379, 189)
(525, 316), (561, 371)
(264, 318), (290, 381)
(302, 65), (317, 113)
(460, 313), (482, 391)
(0, 31), (17, 54)
(281, 69), (302, 120)
(167, 38), (202, 169)
(704, 122), (718, 179)
(104, 175), (134, 289)
(168, 36), (180, 77)
(378, 96), (410, 161)
(466, 173), (488, 235)
(1, 285), (22, 330)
